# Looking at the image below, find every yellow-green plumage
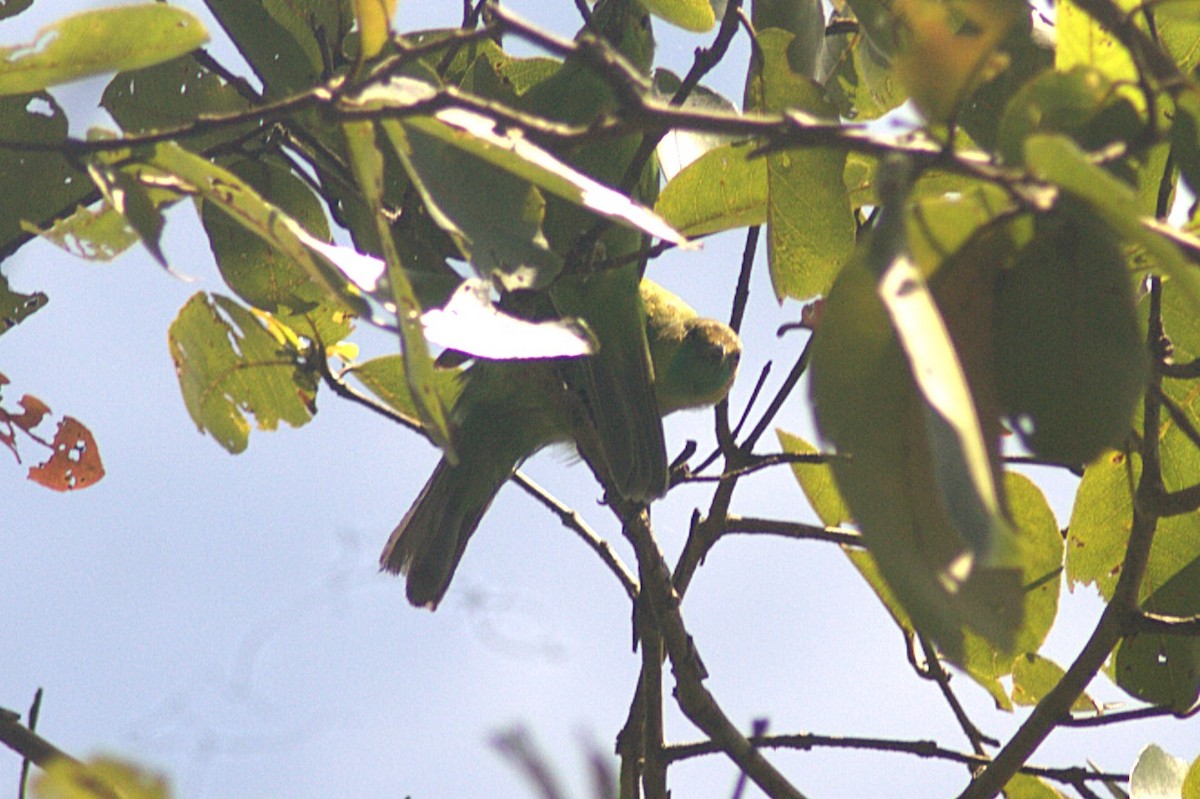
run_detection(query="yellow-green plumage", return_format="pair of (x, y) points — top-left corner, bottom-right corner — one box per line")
(380, 280), (741, 609)
(522, 0), (668, 502)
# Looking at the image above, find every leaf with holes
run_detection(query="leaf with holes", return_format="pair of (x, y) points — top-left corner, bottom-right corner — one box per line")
(168, 292), (318, 454)
(28, 416), (104, 491)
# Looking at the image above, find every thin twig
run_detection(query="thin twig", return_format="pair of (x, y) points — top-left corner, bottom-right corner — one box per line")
(722, 516), (861, 547)
(662, 732), (1128, 787)
(513, 473), (639, 602)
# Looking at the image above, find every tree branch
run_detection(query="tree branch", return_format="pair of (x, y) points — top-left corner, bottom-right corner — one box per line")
(620, 504), (809, 799)
(0, 708), (77, 770)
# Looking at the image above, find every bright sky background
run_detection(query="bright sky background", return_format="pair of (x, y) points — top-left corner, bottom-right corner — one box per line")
(2, 2), (1197, 798)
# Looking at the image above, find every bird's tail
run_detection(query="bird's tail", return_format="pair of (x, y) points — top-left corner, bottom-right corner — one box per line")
(379, 458), (508, 609)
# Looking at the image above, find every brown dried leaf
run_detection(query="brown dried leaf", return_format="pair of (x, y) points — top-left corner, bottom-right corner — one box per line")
(28, 416), (105, 491)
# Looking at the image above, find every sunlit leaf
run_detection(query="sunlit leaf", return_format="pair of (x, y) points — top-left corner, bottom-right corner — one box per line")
(21, 202), (139, 262)
(747, 29), (853, 301)
(1004, 773), (1066, 799)
(347, 78), (690, 251)
(642, 0), (714, 32)
(1011, 653), (1100, 713)
(1183, 756), (1200, 799)
(776, 431), (850, 527)
(352, 0), (396, 60)
(1131, 745), (1190, 799)
(36, 757), (169, 799)
(349, 355), (463, 421)
(0, 6), (208, 96)
(656, 139), (766, 237)
(653, 68), (739, 181)
(168, 292), (317, 454)
(890, 0), (1025, 122)
(1056, 0), (1143, 111)
(199, 155), (353, 348)
(422, 279), (596, 360)
(87, 164), (169, 268)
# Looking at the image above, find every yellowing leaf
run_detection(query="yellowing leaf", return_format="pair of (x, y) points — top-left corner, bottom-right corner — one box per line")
(168, 293), (317, 454)
(642, 0), (715, 32)
(891, 0), (1024, 122)
(353, 0), (397, 60)
(0, 6), (208, 96)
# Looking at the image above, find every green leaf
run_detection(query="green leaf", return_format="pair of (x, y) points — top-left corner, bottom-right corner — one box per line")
(1056, 0), (1143, 112)
(202, 0), (347, 95)
(997, 67), (1142, 168)
(0, 272), (47, 337)
(748, 30), (854, 301)
(342, 120), (452, 454)
(1003, 773), (1066, 799)
(0, 6), (208, 96)
(1011, 653), (1099, 713)
(22, 202), (139, 262)
(1173, 91), (1200, 198)
(349, 355), (463, 421)
(0, 93), (91, 256)
(653, 68), (739, 181)
(808, 205), (1028, 664)
(1184, 755), (1200, 799)
(87, 164), (168, 268)
(0, 0), (32, 21)
(824, 26), (907, 120)
(101, 54), (251, 151)
(750, 0), (826, 79)
(381, 118), (561, 291)
(200, 155), (328, 309)
(642, 0), (714, 32)
(655, 139), (766, 237)
(994, 209), (1147, 465)
(168, 293), (317, 454)
(1025, 133), (1200, 313)
(347, 78), (689, 254)
(142, 142), (375, 316)
(35, 757), (169, 799)
(1115, 556), (1200, 711)
(776, 431), (850, 527)
(1131, 745), (1190, 799)
(352, 0), (395, 60)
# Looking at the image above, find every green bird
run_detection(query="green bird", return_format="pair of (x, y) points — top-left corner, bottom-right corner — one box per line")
(380, 280), (742, 609)
(520, 0), (668, 502)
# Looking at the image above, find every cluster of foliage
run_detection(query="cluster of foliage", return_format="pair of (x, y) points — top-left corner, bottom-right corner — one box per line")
(4, 0), (1200, 797)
